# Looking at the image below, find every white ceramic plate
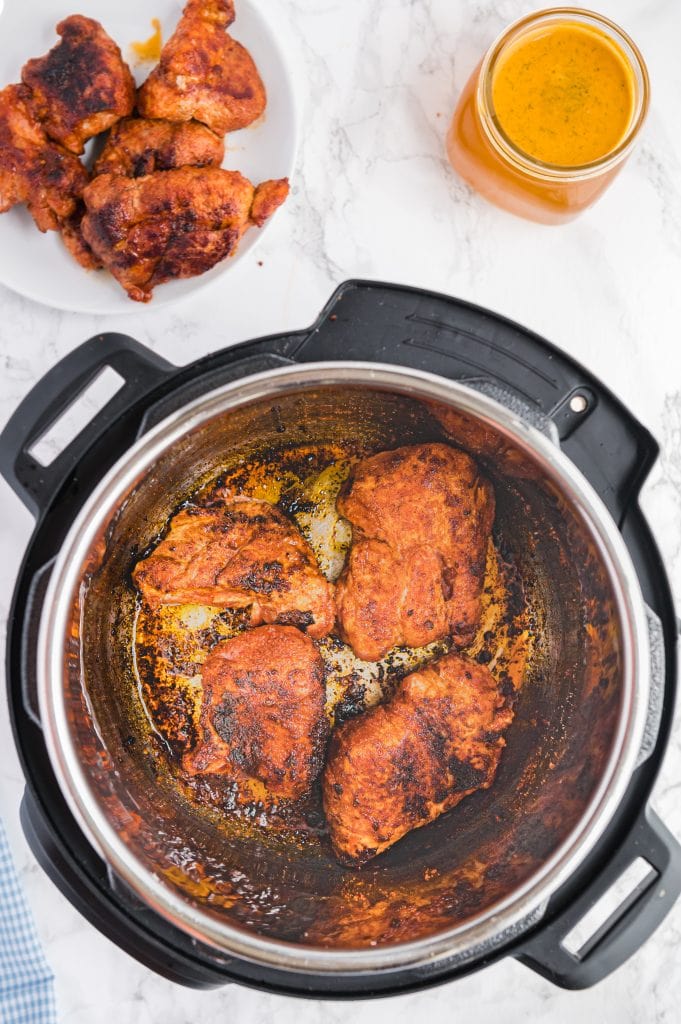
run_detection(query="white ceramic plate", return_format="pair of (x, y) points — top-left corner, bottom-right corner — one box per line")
(0, 0), (298, 314)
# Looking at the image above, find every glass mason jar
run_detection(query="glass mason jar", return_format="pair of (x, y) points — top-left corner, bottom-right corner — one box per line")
(446, 8), (650, 224)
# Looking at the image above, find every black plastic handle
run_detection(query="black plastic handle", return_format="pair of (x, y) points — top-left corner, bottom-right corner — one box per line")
(517, 806), (681, 988)
(20, 791), (229, 989)
(0, 334), (174, 518)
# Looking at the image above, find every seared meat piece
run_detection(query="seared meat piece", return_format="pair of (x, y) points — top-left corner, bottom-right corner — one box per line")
(249, 176), (289, 225)
(137, 0), (266, 136)
(133, 497), (335, 638)
(322, 652), (512, 866)
(0, 84), (99, 265)
(22, 16), (135, 155)
(0, 84), (89, 233)
(336, 443), (495, 661)
(81, 167), (288, 302)
(93, 117), (225, 178)
(183, 625), (328, 800)
(61, 203), (102, 269)
(427, 402), (539, 480)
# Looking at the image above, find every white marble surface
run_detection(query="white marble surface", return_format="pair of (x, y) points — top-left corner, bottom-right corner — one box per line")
(1, 0), (681, 1019)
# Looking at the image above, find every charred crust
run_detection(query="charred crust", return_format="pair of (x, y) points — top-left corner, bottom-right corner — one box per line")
(232, 561), (288, 595)
(447, 756), (488, 792)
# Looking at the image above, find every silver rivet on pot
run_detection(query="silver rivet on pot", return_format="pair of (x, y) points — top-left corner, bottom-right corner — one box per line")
(570, 394), (589, 414)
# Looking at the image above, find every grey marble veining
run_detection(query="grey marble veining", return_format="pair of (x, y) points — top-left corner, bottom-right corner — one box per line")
(1, 0), (681, 1020)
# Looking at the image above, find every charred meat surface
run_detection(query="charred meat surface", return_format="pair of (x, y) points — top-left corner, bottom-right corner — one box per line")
(336, 443), (495, 661)
(60, 202), (102, 269)
(81, 167), (288, 302)
(22, 16), (135, 155)
(137, 0), (266, 136)
(93, 117), (225, 178)
(322, 652), (513, 866)
(132, 496), (335, 638)
(0, 83), (89, 233)
(183, 625), (328, 801)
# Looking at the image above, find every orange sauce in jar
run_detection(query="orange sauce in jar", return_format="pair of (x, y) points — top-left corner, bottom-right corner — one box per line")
(447, 8), (649, 223)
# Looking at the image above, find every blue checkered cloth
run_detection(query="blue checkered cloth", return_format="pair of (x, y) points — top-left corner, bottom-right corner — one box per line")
(0, 816), (57, 1024)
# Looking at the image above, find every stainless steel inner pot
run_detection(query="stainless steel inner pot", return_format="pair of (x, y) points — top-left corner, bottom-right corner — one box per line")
(36, 363), (650, 975)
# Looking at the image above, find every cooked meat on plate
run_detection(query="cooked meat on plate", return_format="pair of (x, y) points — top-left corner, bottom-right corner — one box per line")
(137, 0), (267, 135)
(133, 496), (334, 637)
(60, 205), (102, 270)
(322, 651), (513, 866)
(0, 2), (288, 301)
(81, 168), (289, 302)
(183, 625), (328, 800)
(21, 15), (135, 155)
(93, 117), (225, 178)
(0, 84), (89, 233)
(336, 443), (495, 661)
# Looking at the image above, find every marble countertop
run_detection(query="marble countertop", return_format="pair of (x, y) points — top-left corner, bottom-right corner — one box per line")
(2, 0), (681, 1019)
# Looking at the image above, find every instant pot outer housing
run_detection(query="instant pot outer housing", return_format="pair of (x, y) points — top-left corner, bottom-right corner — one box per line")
(1, 281), (680, 997)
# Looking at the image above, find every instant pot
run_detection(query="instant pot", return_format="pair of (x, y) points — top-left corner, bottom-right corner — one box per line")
(1, 280), (679, 997)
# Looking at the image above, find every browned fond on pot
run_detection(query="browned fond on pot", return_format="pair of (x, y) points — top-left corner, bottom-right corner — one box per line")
(64, 386), (621, 949)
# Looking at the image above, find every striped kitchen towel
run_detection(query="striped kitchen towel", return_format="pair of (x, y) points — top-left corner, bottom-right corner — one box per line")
(0, 816), (57, 1024)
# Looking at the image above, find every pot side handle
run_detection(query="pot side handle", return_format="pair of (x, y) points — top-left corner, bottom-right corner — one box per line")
(517, 606), (680, 988)
(516, 805), (681, 988)
(0, 334), (174, 518)
(19, 791), (229, 989)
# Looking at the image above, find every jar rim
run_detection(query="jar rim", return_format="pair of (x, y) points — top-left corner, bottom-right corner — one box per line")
(476, 6), (650, 181)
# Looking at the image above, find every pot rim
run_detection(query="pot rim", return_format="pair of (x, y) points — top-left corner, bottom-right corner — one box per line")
(37, 361), (650, 975)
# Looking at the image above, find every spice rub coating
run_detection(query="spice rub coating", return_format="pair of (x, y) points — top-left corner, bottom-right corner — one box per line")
(323, 651), (513, 866)
(137, 0), (266, 135)
(22, 15), (135, 154)
(81, 167), (288, 302)
(184, 625), (328, 801)
(0, 83), (89, 232)
(133, 496), (335, 638)
(93, 117), (225, 178)
(336, 443), (495, 661)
